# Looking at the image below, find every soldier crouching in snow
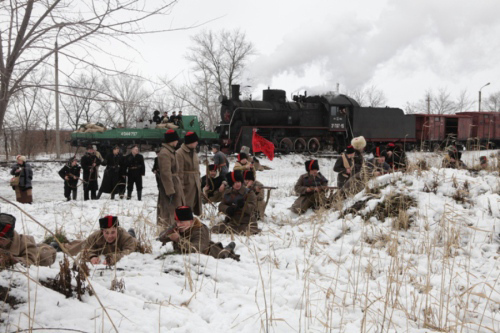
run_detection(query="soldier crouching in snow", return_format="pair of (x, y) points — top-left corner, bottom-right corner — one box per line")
(212, 171), (260, 235)
(243, 170), (266, 221)
(201, 164), (224, 204)
(0, 213), (56, 267)
(290, 160), (329, 215)
(63, 216), (136, 266)
(158, 206), (239, 260)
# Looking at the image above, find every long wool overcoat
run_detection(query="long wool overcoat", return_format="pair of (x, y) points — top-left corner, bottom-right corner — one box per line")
(176, 144), (202, 216)
(157, 143), (185, 228)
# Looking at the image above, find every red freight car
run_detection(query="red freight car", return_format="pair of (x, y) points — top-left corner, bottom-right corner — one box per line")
(414, 114), (473, 148)
(459, 112), (500, 145)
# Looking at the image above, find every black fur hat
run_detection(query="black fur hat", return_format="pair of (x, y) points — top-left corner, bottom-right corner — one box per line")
(184, 131), (199, 144)
(208, 164), (217, 172)
(243, 170), (255, 181)
(0, 213), (16, 239)
(226, 171), (244, 187)
(237, 152), (248, 161)
(305, 159), (319, 172)
(99, 215), (119, 229)
(386, 143), (396, 151)
(154, 110), (160, 115)
(164, 129), (180, 143)
(345, 145), (355, 154)
(175, 206), (194, 221)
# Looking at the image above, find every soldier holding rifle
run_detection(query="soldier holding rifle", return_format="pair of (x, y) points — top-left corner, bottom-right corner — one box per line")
(58, 157), (81, 201)
(290, 159), (332, 215)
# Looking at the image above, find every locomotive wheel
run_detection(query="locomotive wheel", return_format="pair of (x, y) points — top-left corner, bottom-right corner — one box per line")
(294, 138), (307, 153)
(307, 138), (320, 153)
(279, 138), (294, 154)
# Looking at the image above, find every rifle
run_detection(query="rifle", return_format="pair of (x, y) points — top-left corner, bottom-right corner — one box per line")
(158, 226), (179, 245)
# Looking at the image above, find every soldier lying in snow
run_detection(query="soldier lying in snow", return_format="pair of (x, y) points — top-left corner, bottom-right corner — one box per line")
(62, 216), (136, 266)
(0, 213), (56, 267)
(158, 206), (239, 261)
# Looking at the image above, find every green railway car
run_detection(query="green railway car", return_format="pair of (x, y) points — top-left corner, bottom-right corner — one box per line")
(70, 116), (219, 152)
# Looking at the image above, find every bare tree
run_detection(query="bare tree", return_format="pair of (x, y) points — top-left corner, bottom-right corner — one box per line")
(171, 29), (255, 129)
(38, 89), (55, 152)
(485, 91), (500, 111)
(0, 0), (178, 130)
(454, 89), (474, 112)
(346, 85), (387, 107)
(169, 76), (220, 130)
(103, 74), (149, 127)
(9, 86), (42, 157)
(61, 72), (105, 130)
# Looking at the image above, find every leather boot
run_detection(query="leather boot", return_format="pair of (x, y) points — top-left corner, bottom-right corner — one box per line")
(127, 190), (132, 200)
(137, 190), (142, 201)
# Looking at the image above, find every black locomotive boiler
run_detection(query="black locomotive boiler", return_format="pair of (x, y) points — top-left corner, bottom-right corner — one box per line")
(217, 85), (416, 153)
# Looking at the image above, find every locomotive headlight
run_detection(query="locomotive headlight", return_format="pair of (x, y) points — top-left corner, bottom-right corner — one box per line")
(218, 95), (228, 103)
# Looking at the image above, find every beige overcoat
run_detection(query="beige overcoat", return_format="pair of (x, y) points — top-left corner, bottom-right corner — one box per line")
(176, 144), (202, 216)
(63, 227), (136, 265)
(1, 231), (56, 266)
(157, 143), (185, 228)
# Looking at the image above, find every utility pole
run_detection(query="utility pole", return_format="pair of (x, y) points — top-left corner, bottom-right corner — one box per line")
(478, 82), (490, 112)
(426, 95), (431, 114)
(55, 40), (61, 159)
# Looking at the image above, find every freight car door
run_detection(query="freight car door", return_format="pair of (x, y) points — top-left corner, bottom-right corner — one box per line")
(328, 106), (346, 131)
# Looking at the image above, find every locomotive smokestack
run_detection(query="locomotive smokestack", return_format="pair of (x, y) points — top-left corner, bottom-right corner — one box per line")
(231, 85), (240, 101)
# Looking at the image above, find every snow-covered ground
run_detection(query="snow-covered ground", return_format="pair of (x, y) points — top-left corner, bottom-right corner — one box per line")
(0, 150), (499, 333)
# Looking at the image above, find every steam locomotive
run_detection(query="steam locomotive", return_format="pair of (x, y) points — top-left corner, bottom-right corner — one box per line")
(217, 85), (416, 153)
(217, 85), (500, 153)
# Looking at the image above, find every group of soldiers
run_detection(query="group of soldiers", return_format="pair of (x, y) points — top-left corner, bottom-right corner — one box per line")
(4, 131), (496, 270)
(155, 130), (267, 243)
(152, 110), (183, 127)
(58, 145), (145, 201)
(291, 136), (408, 214)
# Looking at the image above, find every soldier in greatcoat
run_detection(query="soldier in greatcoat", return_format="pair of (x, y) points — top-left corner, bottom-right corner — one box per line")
(442, 149), (467, 169)
(157, 130), (185, 229)
(0, 213), (56, 267)
(366, 148), (391, 176)
(80, 145), (101, 200)
(201, 164), (224, 203)
(243, 170), (266, 221)
(158, 206), (239, 260)
(290, 160), (329, 215)
(97, 146), (126, 199)
(63, 216), (136, 266)
(212, 144), (229, 179)
(212, 171), (259, 235)
(125, 145), (145, 200)
(333, 145), (355, 189)
(233, 152), (254, 173)
(58, 157), (81, 201)
(339, 136), (368, 197)
(176, 131), (202, 216)
(385, 143), (407, 171)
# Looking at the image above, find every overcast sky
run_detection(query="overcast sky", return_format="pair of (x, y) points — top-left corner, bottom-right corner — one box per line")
(127, 0), (500, 109)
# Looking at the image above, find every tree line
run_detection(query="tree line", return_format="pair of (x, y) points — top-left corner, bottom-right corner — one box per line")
(1, 2), (498, 159)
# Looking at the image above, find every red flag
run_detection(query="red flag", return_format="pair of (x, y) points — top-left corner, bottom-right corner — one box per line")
(252, 129), (274, 161)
